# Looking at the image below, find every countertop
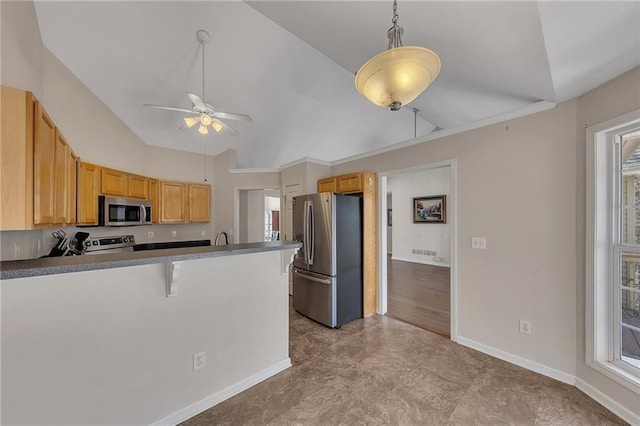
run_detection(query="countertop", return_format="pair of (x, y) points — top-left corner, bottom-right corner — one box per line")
(0, 241), (301, 280)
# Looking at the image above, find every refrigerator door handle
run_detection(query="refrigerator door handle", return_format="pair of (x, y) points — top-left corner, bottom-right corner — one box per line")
(308, 200), (314, 265)
(303, 200), (309, 264)
(293, 268), (331, 285)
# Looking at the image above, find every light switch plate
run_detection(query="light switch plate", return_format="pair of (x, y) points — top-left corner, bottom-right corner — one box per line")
(471, 237), (487, 249)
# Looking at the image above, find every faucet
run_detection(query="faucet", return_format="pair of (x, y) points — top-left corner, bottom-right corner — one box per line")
(215, 231), (229, 245)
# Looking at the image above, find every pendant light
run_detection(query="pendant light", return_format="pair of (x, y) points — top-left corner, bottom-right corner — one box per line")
(355, 0), (440, 111)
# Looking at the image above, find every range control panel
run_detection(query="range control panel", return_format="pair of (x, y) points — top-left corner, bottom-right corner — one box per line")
(84, 235), (136, 253)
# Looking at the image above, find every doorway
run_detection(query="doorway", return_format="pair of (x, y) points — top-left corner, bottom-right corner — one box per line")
(234, 186), (280, 243)
(379, 160), (457, 340)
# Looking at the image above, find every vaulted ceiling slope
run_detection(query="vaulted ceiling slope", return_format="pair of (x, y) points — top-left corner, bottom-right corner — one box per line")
(34, 1), (640, 169)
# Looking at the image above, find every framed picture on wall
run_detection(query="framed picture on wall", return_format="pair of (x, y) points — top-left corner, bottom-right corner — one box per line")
(413, 195), (446, 223)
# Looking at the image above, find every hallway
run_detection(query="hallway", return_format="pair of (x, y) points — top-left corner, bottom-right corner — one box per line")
(387, 255), (451, 337)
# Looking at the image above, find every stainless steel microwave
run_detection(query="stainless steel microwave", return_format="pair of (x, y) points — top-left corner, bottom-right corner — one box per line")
(98, 195), (151, 226)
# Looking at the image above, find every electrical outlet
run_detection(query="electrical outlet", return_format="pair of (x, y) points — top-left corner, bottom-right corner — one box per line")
(193, 351), (206, 371)
(519, 319), (531, 335)
(171, 230), (177, 238)
(148, 231), (154, 239)
(471, 237), (487, 249)
(14, 243), (20, 259)
(201, 230), (206, 237)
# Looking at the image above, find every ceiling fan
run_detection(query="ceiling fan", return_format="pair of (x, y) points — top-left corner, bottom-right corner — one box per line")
(143, 30), (252, 136)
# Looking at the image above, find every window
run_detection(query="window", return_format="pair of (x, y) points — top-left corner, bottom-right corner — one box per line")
(587, 110), (640, 393)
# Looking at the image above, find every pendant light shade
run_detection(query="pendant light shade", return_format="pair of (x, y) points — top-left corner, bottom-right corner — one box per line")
(355, 0), (440, 111)
(355, 46), (440, 110)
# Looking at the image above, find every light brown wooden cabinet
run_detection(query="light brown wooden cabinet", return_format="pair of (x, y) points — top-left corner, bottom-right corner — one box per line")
(53, 130), (76, 225)
(128, 174), (148, 199)
(77, 161), (101, 225)
(1, 86), (77, 229)
(159, 181), (188, 223)
(317, 177), (337, 193)
(188, 184), (211, 223)
(101, 167), (128, 197)
(33, 100), (56, 225)
(0, 87), (35, 230)
(336, 172), (363, 194)
(148, 178), (159, 223)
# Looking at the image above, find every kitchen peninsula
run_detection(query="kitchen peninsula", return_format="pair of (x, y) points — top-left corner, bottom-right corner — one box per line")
(1, 241), (300, 425)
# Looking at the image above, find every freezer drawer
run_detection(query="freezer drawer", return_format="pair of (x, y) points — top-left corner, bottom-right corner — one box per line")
(292, 268), (336, 328)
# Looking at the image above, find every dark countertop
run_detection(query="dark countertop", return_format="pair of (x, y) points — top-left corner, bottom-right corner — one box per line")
(0, 241), (301, 280)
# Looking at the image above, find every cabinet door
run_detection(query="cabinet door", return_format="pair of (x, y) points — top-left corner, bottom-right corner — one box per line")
(160, 181), (188, 223)
(77, 162), (100, 225)
(101, 167), (128, 196)
(188, 184), (211, 223)
(148, 178), (159, 223)
(317, 177), (336, 193)
(68, 149), (77, 224)
(53, 130), (69, 224)
(128, 174), (148, 199)
(336, 172), (363, 194)
(33, 100), (56, 225)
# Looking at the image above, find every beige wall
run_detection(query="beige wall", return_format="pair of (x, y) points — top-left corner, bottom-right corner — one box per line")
(334, 99), (580, 379)
(0, 1), (43, 97)
(574, 67), (640, 416)
(280, 160), (331, 195)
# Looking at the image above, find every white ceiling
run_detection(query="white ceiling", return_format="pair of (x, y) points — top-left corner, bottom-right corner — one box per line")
(34, 1), (640, 169)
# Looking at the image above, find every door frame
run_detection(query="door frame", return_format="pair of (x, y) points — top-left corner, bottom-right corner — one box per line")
(233, 185), (281, 244)
(378, 159), (458, 341)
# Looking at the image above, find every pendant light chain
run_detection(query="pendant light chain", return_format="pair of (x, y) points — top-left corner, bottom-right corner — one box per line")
(413, 107), (419, 138)
(387, 0), (404, 50)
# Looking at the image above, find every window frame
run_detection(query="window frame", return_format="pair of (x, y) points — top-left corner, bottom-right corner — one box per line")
(586, 109), (640, 394)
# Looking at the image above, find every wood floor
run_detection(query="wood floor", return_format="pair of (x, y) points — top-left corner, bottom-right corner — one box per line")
(387, 255), (451, 337)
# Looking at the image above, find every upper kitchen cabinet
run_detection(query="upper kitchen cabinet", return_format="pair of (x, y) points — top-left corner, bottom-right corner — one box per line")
(1, 87), (35, 230)
(53, 130), (77, 225)
(1, 86), (77, 229)
(128, 174), (148, 199)
(159, 181), (188, 223)
(148, 178), (159, 223)
(77, 161), (101, 225)
(317, 177), (337, 193)
(336, 172), (364, 194)
(33, 100), (56, 225)
(101, 167), (128, 197)
(188, 184), (211, 223)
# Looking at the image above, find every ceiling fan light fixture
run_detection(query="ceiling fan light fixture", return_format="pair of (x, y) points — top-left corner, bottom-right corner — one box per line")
(198, 124), (209, 135)
(184, 116), (198, 128)
(211, 121), (223, 133)
(355, 0), (440, 111)
(200, 114), (212, 126)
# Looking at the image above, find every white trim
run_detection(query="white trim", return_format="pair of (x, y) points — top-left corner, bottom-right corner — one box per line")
(585, 109), (640, 395)
(576, 377), (640, 426)
(151, 358), (292, 426)
(228, 168), (281, 174)
(332, 101), (556, 166)
(233, 185), (281, 244)
(391, 255), (451, 268)
(279, 157), (331, 169)
(378, 159), (458, 342)
(456, 336), (576, 385)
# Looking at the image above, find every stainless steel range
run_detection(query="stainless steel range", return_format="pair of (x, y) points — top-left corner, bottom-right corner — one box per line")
(84, 235), (136, 255)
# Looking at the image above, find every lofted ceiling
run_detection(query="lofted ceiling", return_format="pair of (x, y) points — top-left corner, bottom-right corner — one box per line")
(34, 1), (640, 169)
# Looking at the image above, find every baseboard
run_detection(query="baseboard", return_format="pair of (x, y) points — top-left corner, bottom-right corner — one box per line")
(575, 377), (640, 426)
(456, 336), (576, 385)
(391, 255), (451, 268)
(151, 358), (292, 426)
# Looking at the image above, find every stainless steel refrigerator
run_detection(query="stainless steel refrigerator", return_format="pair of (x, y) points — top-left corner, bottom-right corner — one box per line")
(292, 192), (362, 328)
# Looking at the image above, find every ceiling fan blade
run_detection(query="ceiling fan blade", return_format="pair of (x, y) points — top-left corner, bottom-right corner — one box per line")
(144, 104), (194, 114)
(186, 92), (206, 109)
(215, 119), (239, 136)
(213, 112), (253, 122)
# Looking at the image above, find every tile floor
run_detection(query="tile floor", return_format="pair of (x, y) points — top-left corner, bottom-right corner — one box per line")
(183, 301), (627, 425)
